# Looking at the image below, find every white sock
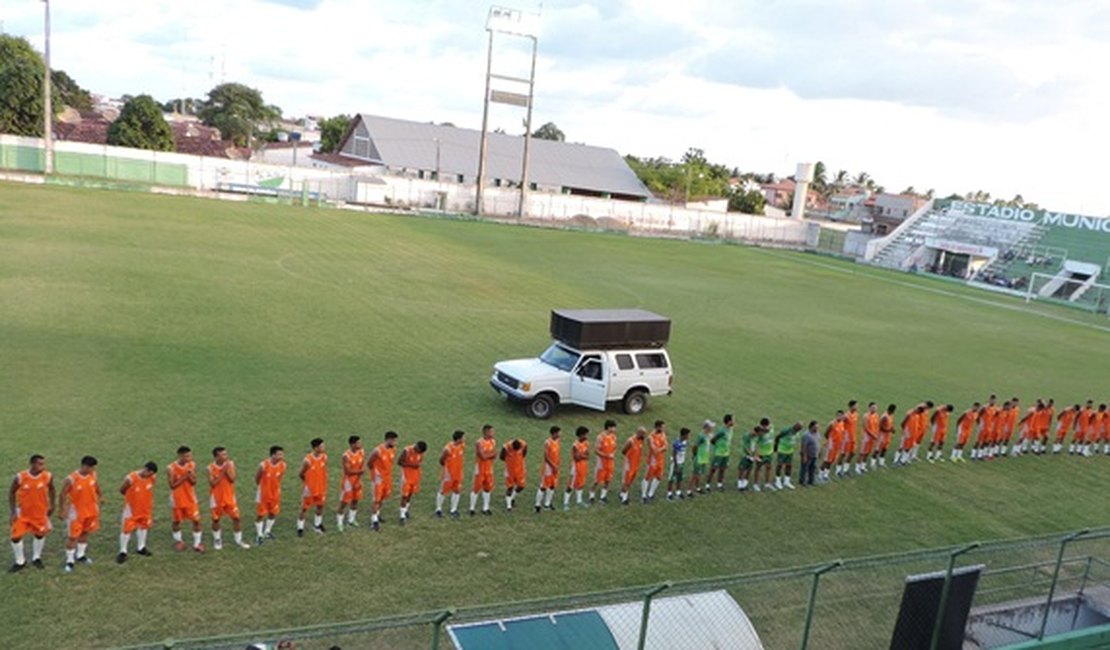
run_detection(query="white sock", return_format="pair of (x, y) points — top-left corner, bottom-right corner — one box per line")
(172, 530), (183, 543)
(737, 479), (743, 489)
(348, 509), (357, 524)
(435, 493), (444, 511)
(469, 492), (479, 511)
(641, 479), (649, 497)
(600, 488), (608, 500)
(313, 514), (322, 527)
(66, 548), (76, 564)
(589, 490), (596, 501)
(576, 489), (583, 504)
(371, 512), (380, 523)
(506, 495), (513, 509)
(11, 540), (25, 565)
(544, 489), (554, 507)
(136, 528), (148, 550)
(32, 537), (44, 560)
(620, 490), (628, 503)
(535, 489), (544, 507)
(120, 533), (130, 554)
(76, 543), (88, 559)
(265, 518), (275, 534)
(297, 518), (305, 531)
(482, 491), (491, 511)
(649, 479), (659, 498)
(400, 505), (409, 518)
(563, 491), (571, 507)
(213, 531), (222, 545)
(233, 531), (243, 545)
(336, 514), (345, 529)
(449, 493), (460, 513)
(255, 521), (264, 537)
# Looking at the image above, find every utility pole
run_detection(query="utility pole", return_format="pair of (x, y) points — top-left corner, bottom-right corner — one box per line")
(475, 31), (494, 215)
(517, 35), (538, 219)
(42, 0), (53, 174)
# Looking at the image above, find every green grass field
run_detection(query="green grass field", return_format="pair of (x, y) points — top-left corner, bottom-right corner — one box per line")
(1, 182), (1108, 649)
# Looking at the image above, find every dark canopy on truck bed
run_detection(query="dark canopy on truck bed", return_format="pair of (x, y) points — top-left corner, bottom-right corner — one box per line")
(550, 309), (671, 349)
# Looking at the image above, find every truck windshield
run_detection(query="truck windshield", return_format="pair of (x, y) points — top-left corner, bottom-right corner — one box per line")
(540, 343), (580, 372)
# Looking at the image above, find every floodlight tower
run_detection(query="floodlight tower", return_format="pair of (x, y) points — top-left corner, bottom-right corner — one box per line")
(42, 0), (53, 174)
(791, 162), (814, 219)
(475, 6), (540, 218)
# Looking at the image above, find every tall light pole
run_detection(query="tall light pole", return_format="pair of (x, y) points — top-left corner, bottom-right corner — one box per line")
(517, 34), (537, 219)
(42, 0), (53, 174)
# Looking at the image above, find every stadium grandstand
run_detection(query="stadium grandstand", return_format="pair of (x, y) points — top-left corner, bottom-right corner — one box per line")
(864, 199), (1110, 313)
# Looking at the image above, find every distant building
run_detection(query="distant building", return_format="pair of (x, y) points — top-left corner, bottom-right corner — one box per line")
(863, 193), (928, 234)
(760, 178), (823, 214)
(332, 114), (650, 201)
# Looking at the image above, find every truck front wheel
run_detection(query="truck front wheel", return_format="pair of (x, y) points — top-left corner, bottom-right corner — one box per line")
(527, 394), (556, 419)
(622, 390), (648, 415)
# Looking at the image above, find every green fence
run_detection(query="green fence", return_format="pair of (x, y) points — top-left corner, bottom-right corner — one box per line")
(114, 527), (1110, 650)
(0, 141), (188, 187)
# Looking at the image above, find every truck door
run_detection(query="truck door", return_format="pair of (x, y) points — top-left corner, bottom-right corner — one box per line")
(569, 355), (608, 411)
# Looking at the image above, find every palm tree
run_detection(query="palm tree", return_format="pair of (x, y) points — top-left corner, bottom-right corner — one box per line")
(901, 186), (916, 197)
(925, 188), (935, 199)
(834, 169), (849, 190)
(855, 171), (870, 186)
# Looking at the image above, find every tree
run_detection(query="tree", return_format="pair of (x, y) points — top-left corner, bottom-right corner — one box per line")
(198, 82), (281, 146)
(51, 70), (92, 111)
(161, 97), (203, 115)
(0, 35), (60, 136)
(728, 188), (766, 215)
(318, 114), (351, 153)
(901, 186), (916, 197)
(854, 171), (870, 186)
(531, 121), (565, 142)
(833, 169), (849, 189)
(107, 95), (175, 151)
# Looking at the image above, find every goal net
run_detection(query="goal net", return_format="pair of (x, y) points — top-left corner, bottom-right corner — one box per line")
(1025, 271), (1110, 315)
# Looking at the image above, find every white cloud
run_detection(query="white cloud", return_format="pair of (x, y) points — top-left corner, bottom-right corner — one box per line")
(4, 0), (1108, 214)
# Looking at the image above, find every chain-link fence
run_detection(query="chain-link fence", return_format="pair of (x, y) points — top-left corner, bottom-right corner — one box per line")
(114, 526), (1110, 650)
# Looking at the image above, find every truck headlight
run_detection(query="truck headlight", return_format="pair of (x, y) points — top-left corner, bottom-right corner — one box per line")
(521, 382), (531, 392)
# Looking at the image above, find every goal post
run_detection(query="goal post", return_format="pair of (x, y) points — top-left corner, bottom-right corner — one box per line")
(1026, 271), (1110, 316)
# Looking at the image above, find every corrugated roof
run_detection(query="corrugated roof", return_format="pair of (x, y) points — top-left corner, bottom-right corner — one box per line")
(347, 114), (649, 198)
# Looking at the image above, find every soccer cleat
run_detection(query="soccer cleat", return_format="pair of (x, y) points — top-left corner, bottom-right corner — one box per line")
(236, 541), (251, 550)
(600, 496), (609, 504)
(535, 505), (542, 513)
(213, 540), (223, 551)
(482, 510), (492, 516)
(116, 553), (127, 564)
(77, 556), (93, 565)
(399, 516), (407, 527)
(193, 544), (206, 553)
(174, 541), (186, 552)
(9, 563), (26, 573)
(372, 520), (380, 532)
(347, 521), (360, 528)
(313, 525), (326, 535)
(136, 548), (152, 557)
(450, 511), (460, 520)
(31, 559), (44, 569)
(64, 562), (75, 574)
(563, 504), (570, 512)
(297, 528), (305, 538)
(256, 536), (264, 546)
(469, 509), (476, 517)
(752, 484), (761, 493)
(267, 532), (276, 541)
(434, 509), (443, 519)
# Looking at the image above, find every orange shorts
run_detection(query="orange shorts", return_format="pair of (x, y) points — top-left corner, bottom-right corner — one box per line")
(256, 499), (281, 518)
(931, 429), (947, 446)
(645, 463), (664, 481)
(68, 515), (99, 539)
(301, 492), (326, 509)
(440, 473), (462, 494)
(373, 479), (393, 504)
(211, 501), (241, 522)
(402, 479), (420, 499)
(541, 468), (559, 490)
(622, 459), (639, 486)
(172, 504), (201, 524)
(824, 449), (838, 465)
(122, 513), (153, 534)
(504, 470), (526, 490)
(473, 471), (494, 493)
(880, 433), (892, 450)
(10, 516), (51, 539)
(594, 460), (614, 485)
(842, 436), (856, 454)
(861, 436), (876, 456)
(570, 463), (588, 490)
(340, 476), (363, 504)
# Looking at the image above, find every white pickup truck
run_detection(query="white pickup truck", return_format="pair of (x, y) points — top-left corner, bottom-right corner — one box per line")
(490, 309), (674, 419)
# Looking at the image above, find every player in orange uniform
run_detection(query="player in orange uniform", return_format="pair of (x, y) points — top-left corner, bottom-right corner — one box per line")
(435, 430), (465, 519)
(168, 446), (205, 553)
(860, 403), (879, 472)
(500, 437), (528, 511)
(367, 430), (399, 531)
(117, 461), (157, 564)
(254, 445), (286, 545)
(298, 438), (328, 536)
(643, 421), (668, 502)
(563, 426), (591, 510)
(589, 420), (618, 504)
(926, 404), (955, 462)
(469, 425), (497, 516)
(951, 403), (980, 462)
(1014, 400), (1041, 456)
(336, 436), (365, 532)
(1071, 401), (1094, 456)
(397, 440), (427, 524)
(875, 404), (896, 468)
(58, 456), (102, 573)
(1035, 399), (1055, 454)
(534, 426), (562, 513)
(842, 401), (860, 476)
(619, 427), (646, 504)
(208, 447), (249, 550)
(895, 404), (924, 466)
(971, 396), (998, 460)
(9, 454), (55, 572)
(820, 412), (845, 481)
(1053, 404), (1081, 454)
(1095, 404), (1109, 455)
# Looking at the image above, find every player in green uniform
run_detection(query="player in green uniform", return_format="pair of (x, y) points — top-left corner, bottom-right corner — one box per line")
(755, 420), (776, 491)
(708, 414), (734, 492)
(774, 422), (803, 490)
(689, 420), (714, 495)
(737, 419), (766, 492)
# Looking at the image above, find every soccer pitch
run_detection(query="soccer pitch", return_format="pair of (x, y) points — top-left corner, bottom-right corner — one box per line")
(1, 183), (1108, 648)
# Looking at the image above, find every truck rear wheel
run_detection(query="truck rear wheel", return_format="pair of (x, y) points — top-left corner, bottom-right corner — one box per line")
(622, 389), (648, 415)
(526, 394), (556, 419)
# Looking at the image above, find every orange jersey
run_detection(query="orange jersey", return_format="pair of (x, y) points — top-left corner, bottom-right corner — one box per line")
(257, 459), (286, 503)
(623, 436), (644, 468)
(442, 441), (465, 480)
(168, 461), (198, 509)
(502, 441), (527, 478)
(371, 444), (396, 483)
(572, 439), (590, 473)
(543, 438), (561, 471)
(1057, 409), (1077, 434)
(979, 406), (998, 432)
(208, 462), (237, 506)
(864, 413), (880, 437)
(957, 410), (976, 444)
(845, 411), (859, 437)
(596, 432), (618, 463)
(13, 470), (52, 521)
(401, 445), (423, 484)
(475, 438), (496, 475)
(933, 409), (950, 436)
(342, 449), (365, 476)
(829, 421), (845, 448)
(1077, 408), (1095, 435)
(1036, 407), (1054, 433)
(124, 471), (156, 519)
(879, 414), (894, 436)
(647, 432), (667, 470)
(65, 471), (99, 519)
(302, 452), (328, 496)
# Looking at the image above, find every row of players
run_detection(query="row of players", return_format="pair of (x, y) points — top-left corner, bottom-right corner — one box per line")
(9, 397), (1109, 573)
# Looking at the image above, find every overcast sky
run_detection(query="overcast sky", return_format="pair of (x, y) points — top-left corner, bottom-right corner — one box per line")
(4, 0), (1109, 214)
